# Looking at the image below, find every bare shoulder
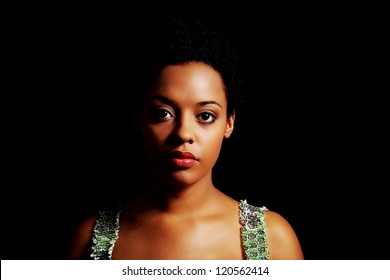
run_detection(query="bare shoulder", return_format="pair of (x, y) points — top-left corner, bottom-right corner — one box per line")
(66, 213), (98, 260)
(264, 210), (304, 260)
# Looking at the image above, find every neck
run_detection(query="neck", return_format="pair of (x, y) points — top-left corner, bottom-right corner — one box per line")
(144, 176), (220, 217)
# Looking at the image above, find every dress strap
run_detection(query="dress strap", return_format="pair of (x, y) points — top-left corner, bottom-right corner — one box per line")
(239, 199), (269, 260)
(90, 201), (268, 260)
(91, 205), (122, 260)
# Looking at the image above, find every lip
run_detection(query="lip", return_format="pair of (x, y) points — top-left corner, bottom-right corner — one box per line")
(168, 151), (198, 168)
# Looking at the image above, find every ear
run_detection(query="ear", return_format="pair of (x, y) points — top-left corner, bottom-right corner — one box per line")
(131, 109), (141, 134)
(224, 111), (235, 138)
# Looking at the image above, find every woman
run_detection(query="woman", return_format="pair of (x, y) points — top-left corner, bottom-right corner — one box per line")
(67, 16), (304, 260)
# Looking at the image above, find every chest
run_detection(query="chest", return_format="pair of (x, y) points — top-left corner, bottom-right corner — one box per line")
(90, 201), (268, 260)
(112, 217), (243, 260)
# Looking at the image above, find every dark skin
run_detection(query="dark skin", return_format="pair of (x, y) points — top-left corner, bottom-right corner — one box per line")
(67, 62), (304, 260)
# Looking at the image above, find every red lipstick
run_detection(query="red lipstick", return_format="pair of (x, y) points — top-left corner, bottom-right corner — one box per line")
(169, 151), (198, 168)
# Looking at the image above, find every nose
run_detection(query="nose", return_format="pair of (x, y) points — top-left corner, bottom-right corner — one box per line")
(171, 113), (195, 144)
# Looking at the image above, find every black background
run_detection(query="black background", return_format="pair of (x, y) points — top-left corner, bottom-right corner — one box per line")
(3, 16), (388, 260)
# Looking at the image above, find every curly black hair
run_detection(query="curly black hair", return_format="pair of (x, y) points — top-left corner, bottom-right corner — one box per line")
(133, 16), (246, 121)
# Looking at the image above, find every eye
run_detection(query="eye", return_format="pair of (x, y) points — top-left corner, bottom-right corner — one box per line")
(151, 107), (174, 121)
(198, 112), (216, 123)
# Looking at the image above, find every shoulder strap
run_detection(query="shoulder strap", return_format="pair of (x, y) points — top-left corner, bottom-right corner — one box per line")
(239, 199), (269, 260)
(91, 205), (122, 260)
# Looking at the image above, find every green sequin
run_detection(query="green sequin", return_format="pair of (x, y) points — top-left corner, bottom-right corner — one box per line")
(239, 199), (269, 260)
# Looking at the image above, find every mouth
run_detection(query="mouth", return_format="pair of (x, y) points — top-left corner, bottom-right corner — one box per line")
(168, 151), (198, 168)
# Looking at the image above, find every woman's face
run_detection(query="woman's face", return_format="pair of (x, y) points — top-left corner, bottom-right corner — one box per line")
(139, 62), (235, 187)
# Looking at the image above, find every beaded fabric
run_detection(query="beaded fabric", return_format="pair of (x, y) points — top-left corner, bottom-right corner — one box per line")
(90, 199), (268, 260)
(239, 199), (269, 260)
(90, 206), (122, 260)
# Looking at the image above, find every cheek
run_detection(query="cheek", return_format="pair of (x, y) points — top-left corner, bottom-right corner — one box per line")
(201, 129), (225, 159)
(141, 124), (171, 150)
(142, 126), (161, 142)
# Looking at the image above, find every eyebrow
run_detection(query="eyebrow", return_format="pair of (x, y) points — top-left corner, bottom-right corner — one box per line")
(147, 96), (223, 109)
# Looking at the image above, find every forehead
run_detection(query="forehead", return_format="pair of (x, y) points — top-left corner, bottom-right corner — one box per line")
(147, 62), (227, 104)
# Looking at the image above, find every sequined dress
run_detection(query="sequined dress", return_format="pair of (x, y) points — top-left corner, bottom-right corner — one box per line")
(90, 199), (268, 260)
